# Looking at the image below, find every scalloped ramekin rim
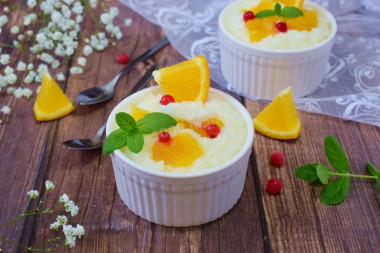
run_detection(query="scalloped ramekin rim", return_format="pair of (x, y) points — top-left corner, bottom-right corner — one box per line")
(218, 0), (338, 55)
(106, 86), (254, 180)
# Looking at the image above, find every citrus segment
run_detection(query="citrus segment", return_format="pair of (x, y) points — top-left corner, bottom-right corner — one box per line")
(33, 72), (74, 121)
(253, 87), (301, 139)
(152, 55), (210, 102)
(152, 132), (203, 168)
(130, 103), (149, 120)
(272, 0), (304, 8)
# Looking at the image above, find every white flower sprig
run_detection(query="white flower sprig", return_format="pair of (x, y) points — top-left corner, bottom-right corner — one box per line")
(0, 180), (85, 251)
(0, 0), (132, 123)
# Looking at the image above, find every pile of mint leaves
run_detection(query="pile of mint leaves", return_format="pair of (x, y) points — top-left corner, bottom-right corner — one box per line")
(295, 135), (380, 205)
(103, 112), (177, 154)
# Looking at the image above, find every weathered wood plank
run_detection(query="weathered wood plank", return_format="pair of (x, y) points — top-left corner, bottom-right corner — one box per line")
(245, 99), (380, 253)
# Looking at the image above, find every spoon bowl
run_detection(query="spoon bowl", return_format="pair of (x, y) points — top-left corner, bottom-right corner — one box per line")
(63, 65), (157, 150)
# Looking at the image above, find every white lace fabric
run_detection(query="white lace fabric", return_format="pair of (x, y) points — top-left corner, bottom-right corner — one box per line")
(120, 0), (380, 127)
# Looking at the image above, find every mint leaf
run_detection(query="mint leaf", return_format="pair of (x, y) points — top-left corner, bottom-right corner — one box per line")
(127, 133), (144, 153)
(255, 10), (276, 18)
(316, 164), (332, 184)
(295, 163), (320, 183)
(137, 112), (177, 134)
(280, 7), (303, 18)
(321, 176), (350, 205)
(324, 135), (350, 173)
(116, 112), (136, 132)
(103, 129), (129, 155)
(366, 162), (380, 190)
(274, 3), (281, 15)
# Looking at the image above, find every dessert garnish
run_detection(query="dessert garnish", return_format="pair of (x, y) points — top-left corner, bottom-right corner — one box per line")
(205, 123), (221, 138)
(266, 178), (283, 194)
(103, 112), (177, 154)
(152, 55), (210, 102)
(270, 150), (285, 166)
(160, 94), (175, 105)
(243, 11), (255, 22)
(117, 52), (129, 64)
(254, 3), (303, 19)
(253, 87), (301, 140)
(159, 131), (171, 142)
(295, 135), (380, 205)
(33, 72), (75, 121)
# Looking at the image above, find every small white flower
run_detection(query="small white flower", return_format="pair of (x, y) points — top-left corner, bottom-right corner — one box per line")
(56, 72), (65, 81)
(36, 33), (47, 43)
(124, 18), (132, 26)
(77, 57), (86, 66)
(36, 85), (41, 93)
(49, 221), (60, 230)
(27, 63), (34, 70)
(52, 31), (63, 40)
(59, 194), (70, 203)
(109, 7), (119, 18)
(63, 0), (74, 5)
(24, 71), (36, 84)
(18, 34), (25, 41)
(57, 215), (68, 225)
(3, 7), (9, 13)
(70, 205), (79, 216)
(45, 180), (55, 190)
(40, 52), (54, 64)
(65, 236), (76, 248)
(0, 54), (10, 65)
(10, 26), (20, 34)
(6, 74), (17, 84)
(83, 45), (93, 56)
(17, 61), (27, 71)
(89, 0), (97, 8)
(27, 0), (37, 8)
(26, 30), (34, 36)
(22, 88), (33, 99)
(0, 15), (8, 28)
(14, 87), (24, 98)
(65, 46), (74, 56)
(69, 66), (83, 75)
(27, 190), (39, 199)
(73, 224), (85, 238)
(6, 87), (15, 95)
(72, 2), (84, 15)
(13, 40), (21, 48)
(4, 66), (14, 75)
(52, 60), (60, 69)
(76, 15), (83, 23)
(100, 13), (112, 25)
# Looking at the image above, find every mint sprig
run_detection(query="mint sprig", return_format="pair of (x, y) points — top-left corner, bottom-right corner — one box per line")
(256, 3), (303, 18)
(103, 112), (177, 154)
(295, 135), (380, 205)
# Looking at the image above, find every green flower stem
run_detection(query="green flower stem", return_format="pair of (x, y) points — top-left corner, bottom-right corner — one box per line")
(331, 172), (377, 179)
(0, 208), (60, 229)
(0, 42), (18, 48)
(0, 236), (62, 251)
(37, 190), (49, 210)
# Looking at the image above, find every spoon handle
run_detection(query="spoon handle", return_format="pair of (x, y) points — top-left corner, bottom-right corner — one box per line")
(106, 37), (169, 90)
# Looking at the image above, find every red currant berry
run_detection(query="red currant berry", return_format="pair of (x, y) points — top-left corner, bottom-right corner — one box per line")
(205, 124), (220, 138)
(159, 132), (171, 142)
(117, 52), (129, 64)
(266, 178), (282, 194)
(243, 11), (255, 22)
(270, 150), (285, 166)
(160, 95), (175, 105)
(275, 22), (288, 33)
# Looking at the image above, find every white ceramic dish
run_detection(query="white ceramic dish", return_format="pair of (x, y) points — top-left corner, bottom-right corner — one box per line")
(106, 86), (254, 227)
(218, 1), (337, 100)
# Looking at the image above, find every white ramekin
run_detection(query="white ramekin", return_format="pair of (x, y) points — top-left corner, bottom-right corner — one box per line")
(106, 86), (254, 227)
(218, 1), (337, 100)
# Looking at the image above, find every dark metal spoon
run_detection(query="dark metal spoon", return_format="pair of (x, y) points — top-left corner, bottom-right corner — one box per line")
(63, 65), (158, 150)
(75, 36), (169, 105)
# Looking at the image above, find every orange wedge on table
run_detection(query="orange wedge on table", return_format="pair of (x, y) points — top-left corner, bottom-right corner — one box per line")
(253, 87), (301, 140)
(152, 55), (210, 102)
(33, 72), (75, 121)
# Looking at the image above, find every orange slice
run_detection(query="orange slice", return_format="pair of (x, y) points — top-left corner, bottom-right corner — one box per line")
(272, 0), (304, 8)
(152, 55), (210, 102)
(33, 72), (75, 121)
(253, 87), (301, 140)
(130, 103), (149, 120)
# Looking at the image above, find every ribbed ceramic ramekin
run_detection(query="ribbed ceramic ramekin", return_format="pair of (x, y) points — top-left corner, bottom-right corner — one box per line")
(218, 1), (337, 100)
(106, 87), (254, 227)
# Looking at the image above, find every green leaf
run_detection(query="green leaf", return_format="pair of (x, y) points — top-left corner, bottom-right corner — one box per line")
(324, 135), (350, 173)
(274, 3), (281, 15)
(316, 164), (332, 184)
(366, 162), (380, 190)
(103, 129), (129, 154)
(127, 133), (144, 153)
(295, 163), (320, 183)
(116, 112), (136, 132)
(255, 10), (277, 18)
(321, 177), (350, 205)
(137, 112), (177, 134)
(280, 7), (303, 18)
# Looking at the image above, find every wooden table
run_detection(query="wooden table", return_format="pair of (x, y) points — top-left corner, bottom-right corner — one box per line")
(1, 1), (379, 252)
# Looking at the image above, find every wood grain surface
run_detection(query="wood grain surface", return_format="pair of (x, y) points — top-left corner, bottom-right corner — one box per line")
(0, 1), (379, 252)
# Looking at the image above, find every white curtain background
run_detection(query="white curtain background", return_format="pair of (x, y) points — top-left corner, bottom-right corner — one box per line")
(120, 0), (380, 127)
